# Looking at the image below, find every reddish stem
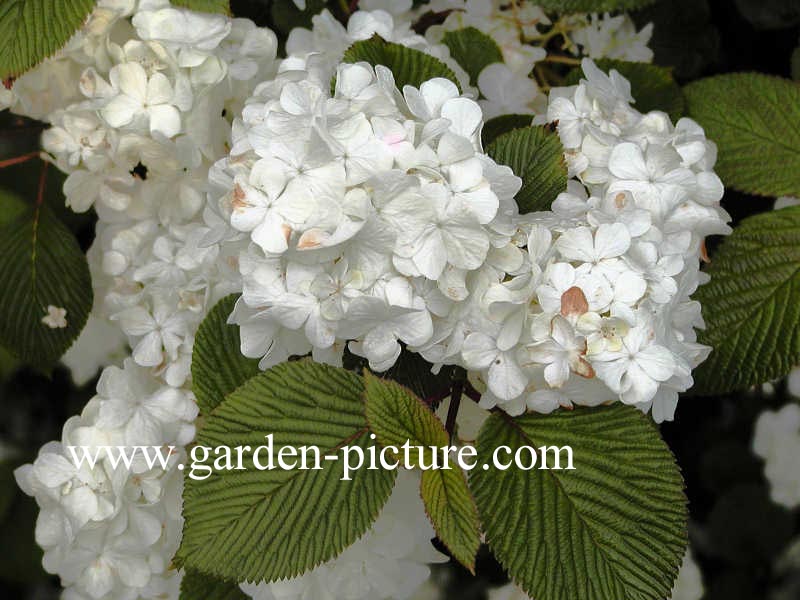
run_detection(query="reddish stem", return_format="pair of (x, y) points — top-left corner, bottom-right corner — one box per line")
(36, 160), (48, 207)
(0, 151), (40, 169)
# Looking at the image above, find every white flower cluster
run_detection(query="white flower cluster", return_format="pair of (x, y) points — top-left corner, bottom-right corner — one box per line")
(420, 0), (551, 120)
(9, 1), (279, 597)
(566, 12), (654, 63)
(753, 403), (800, 509)
(283, 0), (475, 96)
(217, 56), (728, 421)
(15, 360), (192, 600)
(212, 60), (524, 374)
(284, 0), (655, 123)
(518, 58), (732, 420)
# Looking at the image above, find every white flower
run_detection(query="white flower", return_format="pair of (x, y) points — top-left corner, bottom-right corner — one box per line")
(477, 63), (541, 119)
(101, 62), (182, 137)
(592, 324), (676, 406)
(62, 315), (128, 385)
(607, 142), (695, 212)
(6, 5), (714, 597)
(391, 183), (491, 280)
(42, 305), (68, 328)
(462, 331), (528, 405)
(527, 314), (594, 388)
(132, 2), (232, 66)
(341, 281), (434, 372)
(112, 298), (191, 367)
(94, 359), (197, 446)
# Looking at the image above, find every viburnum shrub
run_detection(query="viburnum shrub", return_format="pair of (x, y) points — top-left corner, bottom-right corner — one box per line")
(0, 1), (797, 600)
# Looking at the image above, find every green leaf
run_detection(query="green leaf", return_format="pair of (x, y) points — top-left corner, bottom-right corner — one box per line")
(693, 206), (800, 394)
(0, 345), (20, 381)
(421, 467), (481, 574)
(0, 187), (26, 226)
(341, 34), (460, 92)
(441, 27), (503, 87)
(177, 361), (396, 583)
(481, 114), (534, 148)
(180, 570), (247, 600)
(537, 0), (657, 12)
(471, 405), (688, 600)
(486, 125), (567, 213)
(0, 206), (92, 367)
(684, 73), (800, 197)
(0, 0), (96, 79)
(192, 294), (261, 415)
(363, 373), (480, 572)
(565, 59), (685, 122)
(171, 0), (231, 14)
(364, 371), (448, 467)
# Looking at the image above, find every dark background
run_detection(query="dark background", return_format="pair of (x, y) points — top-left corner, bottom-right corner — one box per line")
(1, 0), (799, 598)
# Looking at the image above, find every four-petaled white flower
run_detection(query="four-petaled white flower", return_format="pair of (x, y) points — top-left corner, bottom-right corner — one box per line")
(101, 62), (182, 138)
(42, 305), (68, 329)
(592, 325), (676, 405)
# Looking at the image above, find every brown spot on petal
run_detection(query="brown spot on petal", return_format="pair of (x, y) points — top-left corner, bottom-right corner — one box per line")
(297, 229), (324, 249)
(573, 358), (596, 379)
(231, 183), (247, 212)
(700, 239), (710, 263)
(614, 192), (627, 208)
(560, 286), (589, 317)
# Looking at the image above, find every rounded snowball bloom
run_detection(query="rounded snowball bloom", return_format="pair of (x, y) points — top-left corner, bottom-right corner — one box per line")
(14, 364), (190, 600)
(211, 60), (523, 373)
(501, 58), (732, 422)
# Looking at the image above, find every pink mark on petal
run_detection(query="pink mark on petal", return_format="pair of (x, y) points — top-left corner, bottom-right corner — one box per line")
(560, 286), (589, 317)
(231, 183), (248, 212)
(297, 228), (325, 249)
(573, 357), (595, 379)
